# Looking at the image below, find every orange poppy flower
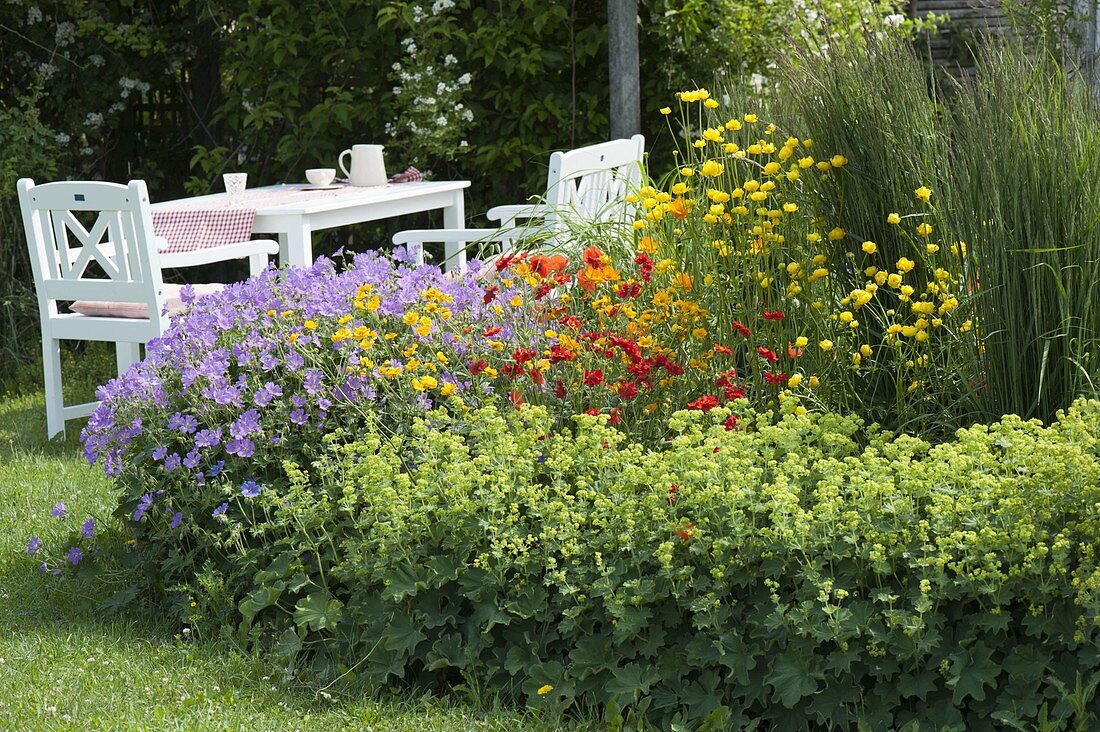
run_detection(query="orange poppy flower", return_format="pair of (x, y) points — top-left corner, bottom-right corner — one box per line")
(668, 198), (688, 219)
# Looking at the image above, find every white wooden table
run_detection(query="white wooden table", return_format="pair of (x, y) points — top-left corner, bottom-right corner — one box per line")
(152, 180), (469, 269)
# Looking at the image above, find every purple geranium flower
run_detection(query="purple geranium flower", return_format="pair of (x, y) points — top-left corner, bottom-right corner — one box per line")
(67, 546), (83, 565)
(240, 480), (261, 498)
(81, 518), (95, 540)
(51, 502), (66, 518)
(26, 536), (41, 554)
(169, 511), (183, 529)
(133, 493), (155, 522)
(211, 503), (228, 518)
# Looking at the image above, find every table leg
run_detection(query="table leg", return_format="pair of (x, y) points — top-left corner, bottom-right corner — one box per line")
(442, 190), (467, 273)
(280, 218), (314, 268)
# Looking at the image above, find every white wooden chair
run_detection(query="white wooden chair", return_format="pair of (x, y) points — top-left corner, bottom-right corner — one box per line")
(17, 178), (279, 439)
(393, 135), (645, 272)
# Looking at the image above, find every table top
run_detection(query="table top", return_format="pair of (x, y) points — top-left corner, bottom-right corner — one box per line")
(152, 180), (470, 217)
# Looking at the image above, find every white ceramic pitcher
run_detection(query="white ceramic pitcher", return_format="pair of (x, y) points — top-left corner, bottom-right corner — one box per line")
(339, 144), (387, 187)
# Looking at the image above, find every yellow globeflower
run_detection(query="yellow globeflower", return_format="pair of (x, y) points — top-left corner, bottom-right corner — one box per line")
(887, 212), (901, 225)
(660, 107), (671, 115)
(887, 273), (903, 288)
(916, 222), (933, 237)
(304, 319), (318, 331)
(926, 243), (940, 254)
(819, 339), (834, 351)
(671, 182), (689, 195)
(788, 373), (803, 388)
(537, 685), (554, 696)
(795, 336), (809, 348)
(896, 257), (916, 273)
(680, 167), (695, 177)
(827, 227), (846, 241)
(704, 98), (719, 109)
(744, 113), (758, 123)
(798, 156), (815, 169)
(861, 241), (877, 254)
(915, 185), (932, 203)
(830, 155), (848, 167)
(440, 383), (457, 397)
(808, 376), (821, 388)
(700, 160), (724, 177)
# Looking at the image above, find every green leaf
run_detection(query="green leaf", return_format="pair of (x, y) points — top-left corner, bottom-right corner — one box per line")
(293, 592), (344, 632)
(605, 663), (661, 700)
(380, 612), (427, 658)
(949, 642), (1001, 705)
(767, 651), (821, 709)
(238, 583), (284, 624)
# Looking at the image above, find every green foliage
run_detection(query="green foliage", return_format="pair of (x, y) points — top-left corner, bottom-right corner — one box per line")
(778, 35), (1100, 428)
(947, 41), (1100, 425)
(91, 394), (1100, 728)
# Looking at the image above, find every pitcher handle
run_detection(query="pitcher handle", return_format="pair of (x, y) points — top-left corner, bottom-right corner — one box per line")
(338, 149), (352, 179)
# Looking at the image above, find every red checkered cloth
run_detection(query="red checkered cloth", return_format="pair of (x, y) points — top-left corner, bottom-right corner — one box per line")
(152, 208), (256, 255)
(335, 166), (423, 186)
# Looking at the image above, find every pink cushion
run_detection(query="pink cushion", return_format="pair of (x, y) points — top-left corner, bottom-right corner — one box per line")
(70, 283), (223, 319)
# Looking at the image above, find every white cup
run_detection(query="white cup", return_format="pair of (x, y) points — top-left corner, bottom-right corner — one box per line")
(305, 168), (336, 187)
(223, 173), (247, 207)
(339, 144), (387, 187)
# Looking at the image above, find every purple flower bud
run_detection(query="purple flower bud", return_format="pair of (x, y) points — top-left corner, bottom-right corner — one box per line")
(26, 536), (41, 554)
(67, 546), (83, 565)
(169, 511), (183, 529)
(51, 502), (66, 518)
(81, 518), (95, 540)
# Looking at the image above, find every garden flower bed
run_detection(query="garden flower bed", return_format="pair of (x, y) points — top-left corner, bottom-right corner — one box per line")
(30, 74), (1100, 728)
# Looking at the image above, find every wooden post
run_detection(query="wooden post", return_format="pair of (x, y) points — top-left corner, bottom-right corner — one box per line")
(607, 0), (640, 138)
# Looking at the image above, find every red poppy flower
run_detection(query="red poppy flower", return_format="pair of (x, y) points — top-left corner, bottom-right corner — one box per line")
(635, 252), (654, 283)
(553, 380), (567, 399)
(529, 367), (545, 386)
(723, 385), (746, 401)
(513, 348), (536, 364)
(583, 369), (604, 387)
(495, 252), (519, 272)
(687, 395), (719, 412)
(713, 344), (732, 356)
(469, 359), (488, 376)
(763, 310), (785, 321)
(756, 346), (779, 363)
(560, 314), (582, 330)
(509, 389), (523, 409)
(674, 523), (695, 540)
(530, 253), (569, 278)
(617, 381), (638, 399)
(583, 246), (605, 269)
(534, 283), (552, 300)
(668, 198), (688, 220)
(584, 408), (600, 417)
(732, 321), (751, 338)
(483, 326), (502, 338)
(667, 484), (679, 505)
(608, 407), (623, 425)
(763, 371), (787, 386)
(483, 285), (498, 304)
(723, 415), (739, 431)
(788, 344), (804, 358)
(548, 345), (575, 364)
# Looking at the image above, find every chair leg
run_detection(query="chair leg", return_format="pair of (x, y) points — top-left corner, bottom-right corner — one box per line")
(116, 342), (142, 376)
(248, 252), (268, 277)
(42, 338), (65, 440)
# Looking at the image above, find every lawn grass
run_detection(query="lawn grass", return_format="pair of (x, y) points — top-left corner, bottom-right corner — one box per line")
(0, 352), (596, 731)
